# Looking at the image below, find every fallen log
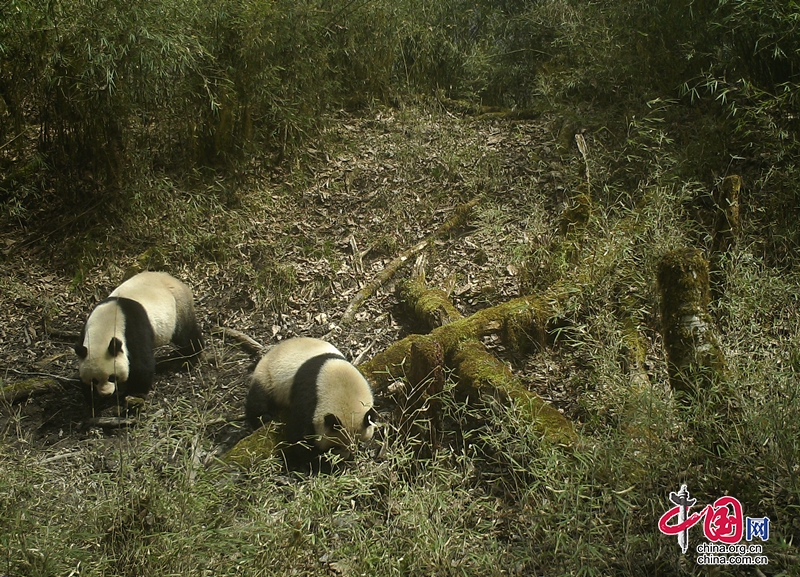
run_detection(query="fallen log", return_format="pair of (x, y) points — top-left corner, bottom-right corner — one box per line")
(364, 276), (574, 444)
(223, 423), (280, 469)
(451, 340), (574, 443)
(360, 293), (551, 390)
(400, 273), (463, 331)
(1, 377), (65, 404)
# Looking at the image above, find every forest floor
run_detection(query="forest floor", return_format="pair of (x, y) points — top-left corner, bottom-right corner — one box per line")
(1, 103), (797, 576)
(1, 104), (587, 452)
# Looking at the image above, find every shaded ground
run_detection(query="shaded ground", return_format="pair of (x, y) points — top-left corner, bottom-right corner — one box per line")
(0, 105), (586, 456)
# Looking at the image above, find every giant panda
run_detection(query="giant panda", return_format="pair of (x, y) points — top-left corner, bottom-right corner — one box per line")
(246, 337), (378, 467)
(74, 271), (204, 401)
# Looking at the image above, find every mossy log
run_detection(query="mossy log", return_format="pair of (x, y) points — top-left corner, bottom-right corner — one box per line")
(451, 340), (575, 444)
(657, 248), (727, 396)
(362, 281), (573, 443)
(224, 423), (280, 469)
(360, 294), (550, 388)
(396, 338), (445, 452)
(558, 194), (594, 237)
(340, 198), (479, 325)
(401, 270), (546, 355)
(400, 274), (462, 330)
(1, 377), (62, 403)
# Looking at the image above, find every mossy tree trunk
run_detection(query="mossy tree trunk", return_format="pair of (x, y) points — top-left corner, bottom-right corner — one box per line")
(657, 248), (727, 398)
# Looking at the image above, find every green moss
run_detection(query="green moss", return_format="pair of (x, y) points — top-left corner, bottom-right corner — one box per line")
(400, 276), (462, 330)
(452, 341), (575, 444)
(359, 334), (425, 390)
(0, 378), (60, 402)
(501, 303), (547, 354)
(657, 248), (727, 395)
(362, 295), (553, 388)
(559, 193), (593, 236)
(224, 424), (280, 469)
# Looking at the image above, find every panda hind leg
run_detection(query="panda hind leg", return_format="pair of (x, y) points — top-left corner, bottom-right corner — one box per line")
(175, 321), (204, 358)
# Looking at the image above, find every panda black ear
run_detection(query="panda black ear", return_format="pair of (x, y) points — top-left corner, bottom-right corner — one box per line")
(324, 413), (343, 432)
(74, 344), (88, 359)
(108, 337), (124, 356)
(364, 407), (379, 427)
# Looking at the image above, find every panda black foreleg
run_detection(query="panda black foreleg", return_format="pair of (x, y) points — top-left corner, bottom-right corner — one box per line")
(124, 351), (156, 398)
(245, 385), (278, 430)
(280, 405), (330, 472)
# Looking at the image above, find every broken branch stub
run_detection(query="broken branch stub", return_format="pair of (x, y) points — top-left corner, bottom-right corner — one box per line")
(657, 248), (727, 396)
(710, 175), (741, 298)
(711, 175), (741, 257)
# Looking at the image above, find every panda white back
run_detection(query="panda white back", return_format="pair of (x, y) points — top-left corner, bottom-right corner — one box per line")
(110, 271), (181, 347)
(250, 337), (343, 408)
(76, 271), (203, 400)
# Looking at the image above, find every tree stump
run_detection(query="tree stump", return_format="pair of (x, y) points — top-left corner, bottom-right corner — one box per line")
(710, 175), (741, 299)
(657, 248), (727, 397)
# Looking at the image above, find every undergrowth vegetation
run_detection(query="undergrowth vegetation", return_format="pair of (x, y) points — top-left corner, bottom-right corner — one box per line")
(1, 1), (799, 576)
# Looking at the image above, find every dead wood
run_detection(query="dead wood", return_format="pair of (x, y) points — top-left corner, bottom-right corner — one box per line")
(362, 276), (574, 444)
(224, 422), (280, 469)
(211, 326), (265, 356)
(657, 248), (727, 397)
(451, 340), (574, 443)
(1, 376), (66, 403)
(710, 175), (741, 299)
(400, 273), (463, 330)
(340, 198), (479, 325)
(360, 292), (551, 391)
(401, 338), (445, 452)
(82, 417), (137, 428)
(711, 175), (741, 257)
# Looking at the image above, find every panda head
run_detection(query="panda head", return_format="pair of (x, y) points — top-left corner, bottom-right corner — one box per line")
(321, 405), (380, 450)
(315, 360), (379, 452)
(74, 336), (129, 397)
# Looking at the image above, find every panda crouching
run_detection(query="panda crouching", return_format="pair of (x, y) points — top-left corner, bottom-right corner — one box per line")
(246, 337), (378, 469)
(74, 271), (204, 403)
